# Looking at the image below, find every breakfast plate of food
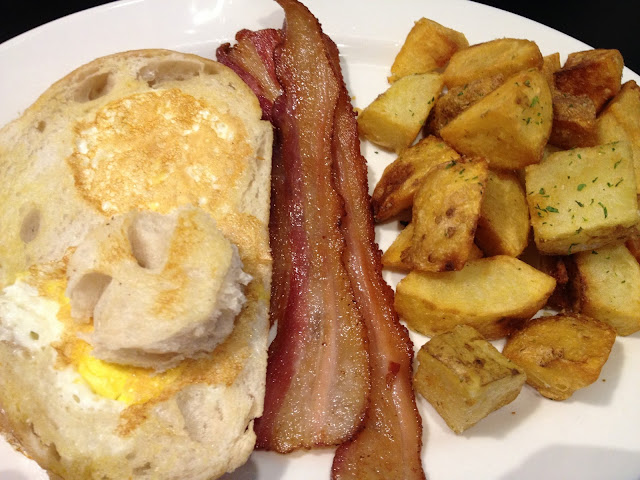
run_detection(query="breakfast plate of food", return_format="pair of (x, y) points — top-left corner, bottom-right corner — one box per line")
(1, 1), (639, 479)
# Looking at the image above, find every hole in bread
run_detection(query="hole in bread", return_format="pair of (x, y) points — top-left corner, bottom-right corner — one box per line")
(69, 272), (112, 319)
(74, 71), (113, 102)
(127, 213), (173, 270)
(137, 60), (206, 88)
(20, 207), (41, 243)
(36, 120), (46, 132)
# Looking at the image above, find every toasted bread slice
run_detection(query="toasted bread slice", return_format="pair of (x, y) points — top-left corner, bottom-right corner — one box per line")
(0, 49), (272, 480)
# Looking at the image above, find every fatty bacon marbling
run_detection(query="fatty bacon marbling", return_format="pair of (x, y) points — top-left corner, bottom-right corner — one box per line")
(217, 1), (426, 478)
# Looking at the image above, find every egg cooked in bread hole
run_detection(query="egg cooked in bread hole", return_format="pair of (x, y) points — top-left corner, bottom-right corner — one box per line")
(0, 49), (273, 480)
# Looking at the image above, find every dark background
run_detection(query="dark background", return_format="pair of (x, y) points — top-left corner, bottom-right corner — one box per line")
(1, 1), (639, 75)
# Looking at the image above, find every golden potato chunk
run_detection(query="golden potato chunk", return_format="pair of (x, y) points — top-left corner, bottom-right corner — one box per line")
(414, 325), (526, 434)
(541, 52), (561, 88)
(395, 255), (556, 340)
(425, 73), (505, 136)
(440, 69), (552, 170)
(475, 170), (530, 257)
(402, 157), (488, 272)
(549, 92), (598, 149)
(502, 313), (616, 400)
(371, 135), (460, 222)
(597, 80), (640, 194)
(382, 223), (483, 270)
(381, 223), (414, 270)
(357, 73), (443, 152)
(389, 17), (468, 83)
(554, 49), (624, 112)
(572, 244), (640, 336)
(443, 38), (543, 88)
(525, 142), (640, 255)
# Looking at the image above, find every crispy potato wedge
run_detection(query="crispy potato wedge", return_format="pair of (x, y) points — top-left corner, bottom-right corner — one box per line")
(357, 73), (443, 152)
(597, 80), (640, 194)
(402, 157), (488, 272)
(525, 142), (640, 255)
(571, 244), (640, 336)
(549, 92), (598, 149)
(388, 17), (468, 83)
(425, 73), (505, 136)
(475, 170), (530, 257)
(503, 313), (616, 400)
(382, 223), (482, 270)
(395, 255), (556, 340)
(442, 38), (543, 88)
(541, 52), (561, 88)
(554, 49), (624, 112)
(414, 324), (526, 434)
(381, 223), (414, 270)
(371, 135), (460, 222)
(440, 69), (553, 170)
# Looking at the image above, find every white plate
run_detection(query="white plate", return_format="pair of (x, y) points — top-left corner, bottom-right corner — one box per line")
(1, 1), (639, 479)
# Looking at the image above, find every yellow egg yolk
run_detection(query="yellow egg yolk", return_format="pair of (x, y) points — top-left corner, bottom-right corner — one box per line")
(71, 341), (183, 405)
(40, 276), (181, 405)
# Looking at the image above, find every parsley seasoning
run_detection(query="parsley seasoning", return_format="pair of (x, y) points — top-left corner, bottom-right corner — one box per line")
(530, 96), (539, 108)
(598, 202), (608, 218)
(577, 184), (586, 191)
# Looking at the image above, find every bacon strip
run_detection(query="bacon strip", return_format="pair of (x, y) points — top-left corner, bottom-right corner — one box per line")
(246, 0), (369, 452)
(216, 29), (282, 120)
(323, 37), (426, 480)
(217, 1), (425, 475)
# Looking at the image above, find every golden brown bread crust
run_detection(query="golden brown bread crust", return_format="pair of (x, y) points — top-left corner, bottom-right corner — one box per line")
(0, 49), (273, 479)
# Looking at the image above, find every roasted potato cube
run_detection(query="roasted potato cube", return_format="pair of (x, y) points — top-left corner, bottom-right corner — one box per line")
(395, 255), (556, 340)
(388, 17), (468, 83)
(381, 223), (414, 270)
(597, 80), (640, 194)
(371, 135), (460, 221)
(440, 69), (552, 170)
(525, 142), (640, 255)
(554, 49), (624, 112)
(475, 170), (530, 257)
(503, 313), (616, 400)
(425, 73), (505, 136)
(382, 223), (482, 270)
(572, 244), (640, 336)
(402, 157), (488, 272)
(357, 73), (443, 152)
(443, 38), (543, 88)
(541, 52), (561, 88)
(549, 92), (598, 149)
(414, 324), (526, 434)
